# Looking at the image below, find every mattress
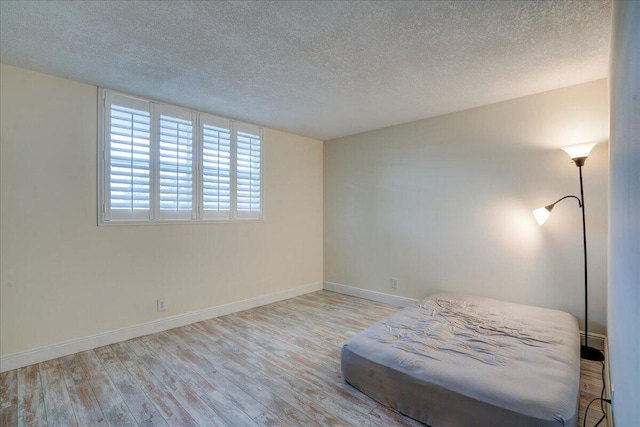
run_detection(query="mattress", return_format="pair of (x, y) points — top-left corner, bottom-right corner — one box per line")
(341, 293), (580, 427)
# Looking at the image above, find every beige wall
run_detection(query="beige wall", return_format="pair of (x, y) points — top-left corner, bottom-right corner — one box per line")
(0, 63), (612, 365)
(0, 64), (323, 356)
(608, 1), (640, 424)
(325, 79), (609, 334)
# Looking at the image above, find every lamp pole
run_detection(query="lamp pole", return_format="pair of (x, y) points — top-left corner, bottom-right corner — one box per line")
(573, 157), (604, 361)
(578, 165), (590, 350)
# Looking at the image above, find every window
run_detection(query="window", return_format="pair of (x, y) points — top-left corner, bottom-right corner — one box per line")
(105, 94), (151, 221)
(235, 123), (262, 218)
(157, 105), (195, 219)
(201, 114), (232, 219)
(99, 89), (263, 224)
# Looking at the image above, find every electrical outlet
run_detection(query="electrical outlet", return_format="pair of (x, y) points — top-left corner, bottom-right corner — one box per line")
(610, 383), (614, 404)
(390, 278), (399, 289)
(157, 298), (166, 312)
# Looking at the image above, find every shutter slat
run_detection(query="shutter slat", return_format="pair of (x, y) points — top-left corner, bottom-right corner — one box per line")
(111, 145), (150, 155)
(110, 155), (151, 164)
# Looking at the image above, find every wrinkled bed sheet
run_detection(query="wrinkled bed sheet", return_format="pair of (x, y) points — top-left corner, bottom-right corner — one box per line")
(341, 293), (580, 427)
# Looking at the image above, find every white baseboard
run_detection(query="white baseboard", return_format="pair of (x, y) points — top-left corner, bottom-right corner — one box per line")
(0, 282), (322, 373)
(323, 281), (418, 307)
(580, 331), (607, 351)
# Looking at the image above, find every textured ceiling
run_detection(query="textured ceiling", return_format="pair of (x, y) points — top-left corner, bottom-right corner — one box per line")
(0, 1), (611, 141)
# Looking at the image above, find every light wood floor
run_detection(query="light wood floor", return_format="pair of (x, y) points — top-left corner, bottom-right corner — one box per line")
(1, 291), (607, 426)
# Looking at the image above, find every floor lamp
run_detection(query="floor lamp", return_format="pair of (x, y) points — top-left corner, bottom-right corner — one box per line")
(533, 142), (604, 362)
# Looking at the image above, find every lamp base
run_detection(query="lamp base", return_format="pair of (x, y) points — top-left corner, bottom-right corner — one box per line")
(581, 345), (605, 361)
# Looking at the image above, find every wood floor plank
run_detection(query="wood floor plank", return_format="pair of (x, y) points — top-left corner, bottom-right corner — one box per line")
(0, 406), (17, 427)
(578, 359), (607, 427)
(39, 359), (78, 427)
(1, 291), (610, 427)
(223, 313), (378, 414)
(0, 370), (18, 409)
(77, 350), (137, 427)
(113, 342), (198, 427)
(143, 333), (258, 427)
(252, 411), (291, 427)
(16, 365), (46, 427)
(126, 339), (232, 426)
(157, 329), (268, 419)
(199, 389), (258, 427)
(136, 336), (216, 396)
(58, 354), (106, 426)
(203, 330), (377, 426)
(180, 324), (322, 427)
(93, 346), (168, 426)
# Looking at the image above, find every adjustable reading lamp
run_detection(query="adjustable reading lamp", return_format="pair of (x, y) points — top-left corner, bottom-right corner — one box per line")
(533, 142), (604, 362)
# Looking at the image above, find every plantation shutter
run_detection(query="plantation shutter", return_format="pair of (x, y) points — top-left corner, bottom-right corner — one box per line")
(104, 93), (151, 221)
(234, 122), (263, 219)
(201, 114), (232, 219)
(99, 89), (265, 225)
(156, 105), (195, 219)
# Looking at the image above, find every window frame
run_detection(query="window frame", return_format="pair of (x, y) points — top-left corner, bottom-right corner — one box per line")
(98, 88), (265, 226)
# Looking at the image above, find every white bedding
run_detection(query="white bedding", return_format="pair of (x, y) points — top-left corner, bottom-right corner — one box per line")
(341, 293), (580, 427)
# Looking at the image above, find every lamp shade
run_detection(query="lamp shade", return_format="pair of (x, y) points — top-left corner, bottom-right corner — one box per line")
(561, 142), (597, 160)
(533, 206), (552, 225)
